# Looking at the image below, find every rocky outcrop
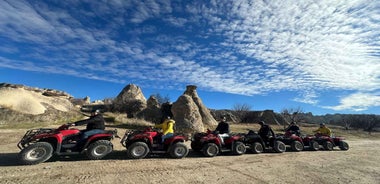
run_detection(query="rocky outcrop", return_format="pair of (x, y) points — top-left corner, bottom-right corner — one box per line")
(113, 84), (147, 117)
(0, 83), (73, 115)
(238, 110), (281, 125)
(210, 109), (240, 123)
(183, 85), (218, 126)
(172, 95), (204, 133)
(172, 85), (217, 133)
(0, 83), (72, 98)
(0, 83), (78, 125)
(137, 95), (162, 123)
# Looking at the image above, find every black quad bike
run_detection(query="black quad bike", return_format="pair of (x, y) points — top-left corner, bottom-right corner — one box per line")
(17, 124), (119, 165)
(190, 129), (246, 157)
(242, 129), (286, 154)
(120, 127), (189, 159)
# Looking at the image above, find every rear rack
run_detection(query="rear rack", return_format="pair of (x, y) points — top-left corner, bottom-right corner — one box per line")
(17, 128), (54, 149)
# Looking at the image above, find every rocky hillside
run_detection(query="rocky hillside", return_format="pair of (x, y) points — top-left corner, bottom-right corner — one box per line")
(0, 83), (79, 125)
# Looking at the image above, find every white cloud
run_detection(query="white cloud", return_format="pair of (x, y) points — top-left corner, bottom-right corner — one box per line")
(323, 92), (380, 111)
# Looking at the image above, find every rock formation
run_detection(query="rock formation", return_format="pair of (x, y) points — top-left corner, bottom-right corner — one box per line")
(0, 83), (78, 125)
(137, 95), (162, 123)
(172, 85), (217, 133)
(0, 83), (73, 115)
(113, 84), (147, 117)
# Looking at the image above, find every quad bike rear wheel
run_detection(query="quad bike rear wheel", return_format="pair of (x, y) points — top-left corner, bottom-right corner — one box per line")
(232, 141), (246, 155)
(323, 141), (333, 151)
(273, 141), (286, 153)
(86, 140), (113, 160)
(127, 142), (149, 159)
(309, 141), (319, 151)
(18, 142), (53, 165)
(291, 141), (304, 152)
(202, 143), (219, 157)
(169, 142), (189, 159)
(339, 141), (349, 151)
(251, 142), (264, 154)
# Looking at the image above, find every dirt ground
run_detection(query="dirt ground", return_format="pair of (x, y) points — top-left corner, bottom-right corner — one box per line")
(1, 128), (379, 184)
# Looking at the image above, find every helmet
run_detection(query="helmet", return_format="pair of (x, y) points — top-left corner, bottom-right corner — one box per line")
(258, 121), (265, 125)
(320, 123), (325, 126)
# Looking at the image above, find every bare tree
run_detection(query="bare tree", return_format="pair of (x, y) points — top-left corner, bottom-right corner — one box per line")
(233, 103), (252, 122)
(342, 115), (354, 130)
(280, 107), (304, 130)
(363, 115), (380, 134)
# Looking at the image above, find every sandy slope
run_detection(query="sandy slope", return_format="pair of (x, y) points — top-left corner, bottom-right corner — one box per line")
(0, 88), (72, 115)
(0, 128), (379, 184)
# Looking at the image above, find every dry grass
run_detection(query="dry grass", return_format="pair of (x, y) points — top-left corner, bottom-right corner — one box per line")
(103, 112), (154, 129)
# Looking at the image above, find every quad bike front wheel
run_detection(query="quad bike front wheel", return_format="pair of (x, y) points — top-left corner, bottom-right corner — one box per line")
(273, 141), (286, 153)
(86, 140), (113, 160)
(251, 142), (264, 154)
(232, 141), (246, 155)
(202, 143), (219, 157)
(309, 141), (319, 151)
(323, 141), (333, 151)
(127, 142), (149, 159)
(169, 142), (189, 159)
(18, 142), (53, 165)
(339, 141), (349, 151)
(291, 141), (304, 152)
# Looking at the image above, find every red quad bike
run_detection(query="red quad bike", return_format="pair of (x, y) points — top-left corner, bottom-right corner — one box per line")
(301, 135), (321, 151)
(307, 133), (349, 151)
(242, 129), (286, 154)
(276, 131), (305, 152)
(190, 129), (246, 157)
(17, 124), (119, 165)
(120, 127), (189, 159)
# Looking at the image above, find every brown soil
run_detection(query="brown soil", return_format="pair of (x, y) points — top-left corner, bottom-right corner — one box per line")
(0, 128), (379, 184)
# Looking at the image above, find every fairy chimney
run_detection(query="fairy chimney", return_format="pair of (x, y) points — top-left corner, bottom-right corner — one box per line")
(172, 85), (217, 133)
(113, 84), (147, 117)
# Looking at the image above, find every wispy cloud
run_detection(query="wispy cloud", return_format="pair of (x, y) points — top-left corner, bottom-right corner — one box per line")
(323, 92), (380, 111)
(0, 0), (379, 112)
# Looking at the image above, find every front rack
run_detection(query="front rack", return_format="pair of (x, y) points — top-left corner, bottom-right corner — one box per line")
(17, 128), (54, 149)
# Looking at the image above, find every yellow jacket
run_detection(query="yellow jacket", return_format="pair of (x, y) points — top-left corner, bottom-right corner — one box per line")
(313, 126), (332, 136)
(154, 119), (175, 135)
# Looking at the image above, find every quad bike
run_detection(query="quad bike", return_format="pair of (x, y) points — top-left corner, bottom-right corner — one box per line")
(242, 129), (286, 154)
(301, 135), (321, 151)
(276, 130), (304, 152)
(120, 127), (189, 159)
(307, 133), (349, 151)
(17, 124), (119, 165)
(190, 129), (246, 157)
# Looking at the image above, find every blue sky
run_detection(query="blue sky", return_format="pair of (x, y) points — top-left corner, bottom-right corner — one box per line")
(0, 0), (379, 115)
